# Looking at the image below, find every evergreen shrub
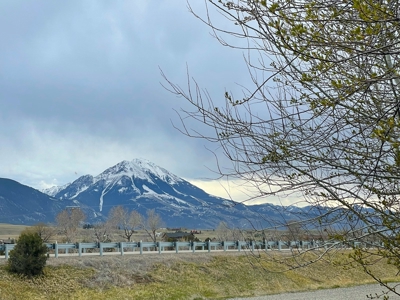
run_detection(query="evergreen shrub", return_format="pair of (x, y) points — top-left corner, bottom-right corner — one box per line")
(8, 231), (48, 277)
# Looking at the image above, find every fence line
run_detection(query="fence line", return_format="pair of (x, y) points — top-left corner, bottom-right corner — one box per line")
(0, 240), (380, 259)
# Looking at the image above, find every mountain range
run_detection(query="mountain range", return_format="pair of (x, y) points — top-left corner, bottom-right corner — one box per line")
(0, 158), (307, 228)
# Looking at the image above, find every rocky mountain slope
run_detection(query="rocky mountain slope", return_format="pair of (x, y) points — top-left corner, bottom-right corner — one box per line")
(1, 159), (305, 228)
(41, 159), (296, 228)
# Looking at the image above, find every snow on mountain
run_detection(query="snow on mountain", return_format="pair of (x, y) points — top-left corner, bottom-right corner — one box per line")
(42, 183), (70, 197)
(0, 159), (349, 228)
(96, 159), (182, 186)
(41, 159), (251, 227)
(39, 158), (303, 228)
(57, 174), (94, 200)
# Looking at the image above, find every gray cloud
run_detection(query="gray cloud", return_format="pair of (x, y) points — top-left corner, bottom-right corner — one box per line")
(0, 1), (254, 199)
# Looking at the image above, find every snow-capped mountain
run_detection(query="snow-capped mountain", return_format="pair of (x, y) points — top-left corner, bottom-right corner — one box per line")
(42, 159), (294, 228)
(0, 159), (315, 227)
(42, 182), (71, 197)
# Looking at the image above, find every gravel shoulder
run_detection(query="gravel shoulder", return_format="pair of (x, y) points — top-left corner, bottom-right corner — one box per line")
(229, 283), (400, 300)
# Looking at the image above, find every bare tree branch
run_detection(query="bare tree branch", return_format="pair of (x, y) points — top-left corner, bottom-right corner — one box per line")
(163, 0), (400, 295)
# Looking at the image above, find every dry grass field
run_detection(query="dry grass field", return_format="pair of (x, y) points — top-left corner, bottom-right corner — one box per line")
(0, 249), (398, 300)
(1, 223), (398, 299)
(0, 223), (30, 240)
(0, 222), (268, 243)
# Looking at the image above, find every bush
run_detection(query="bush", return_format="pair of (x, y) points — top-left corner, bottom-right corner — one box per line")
(8, 231), (48, 277)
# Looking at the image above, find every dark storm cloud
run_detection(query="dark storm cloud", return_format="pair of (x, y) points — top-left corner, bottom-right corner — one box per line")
(0, 1), (252, 200)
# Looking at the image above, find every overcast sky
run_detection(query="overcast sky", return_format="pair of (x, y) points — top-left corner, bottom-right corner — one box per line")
(0, 1), (297, 206)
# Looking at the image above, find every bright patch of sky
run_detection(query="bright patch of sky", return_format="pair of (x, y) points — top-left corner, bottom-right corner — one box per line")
(188, 179), (305, 207)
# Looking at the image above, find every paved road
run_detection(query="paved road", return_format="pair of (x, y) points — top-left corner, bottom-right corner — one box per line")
(229, 283), (400, 300)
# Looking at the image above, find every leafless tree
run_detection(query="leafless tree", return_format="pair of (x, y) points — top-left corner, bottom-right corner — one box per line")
(143, 209), (164, 243)
(215, 221), (230, 241)
(92, 222), (114, 243)
(216, 221), (243, 241)
(108, 206), (143, 242)
(27, 222), (56, 243)
(163, 0), (400, 295)
(56, 207), (85, 243)
(286, 220), (302, 242)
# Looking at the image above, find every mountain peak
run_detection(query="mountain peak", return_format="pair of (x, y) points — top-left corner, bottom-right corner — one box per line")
(99, 159), (181, 185)
(1, 159), (303, 228)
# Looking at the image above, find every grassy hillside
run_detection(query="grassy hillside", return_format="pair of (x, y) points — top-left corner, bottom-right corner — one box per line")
(0, 251), (398, 300)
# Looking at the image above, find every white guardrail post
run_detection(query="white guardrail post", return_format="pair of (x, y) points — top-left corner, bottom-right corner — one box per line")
(55, 242), (59, 258)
